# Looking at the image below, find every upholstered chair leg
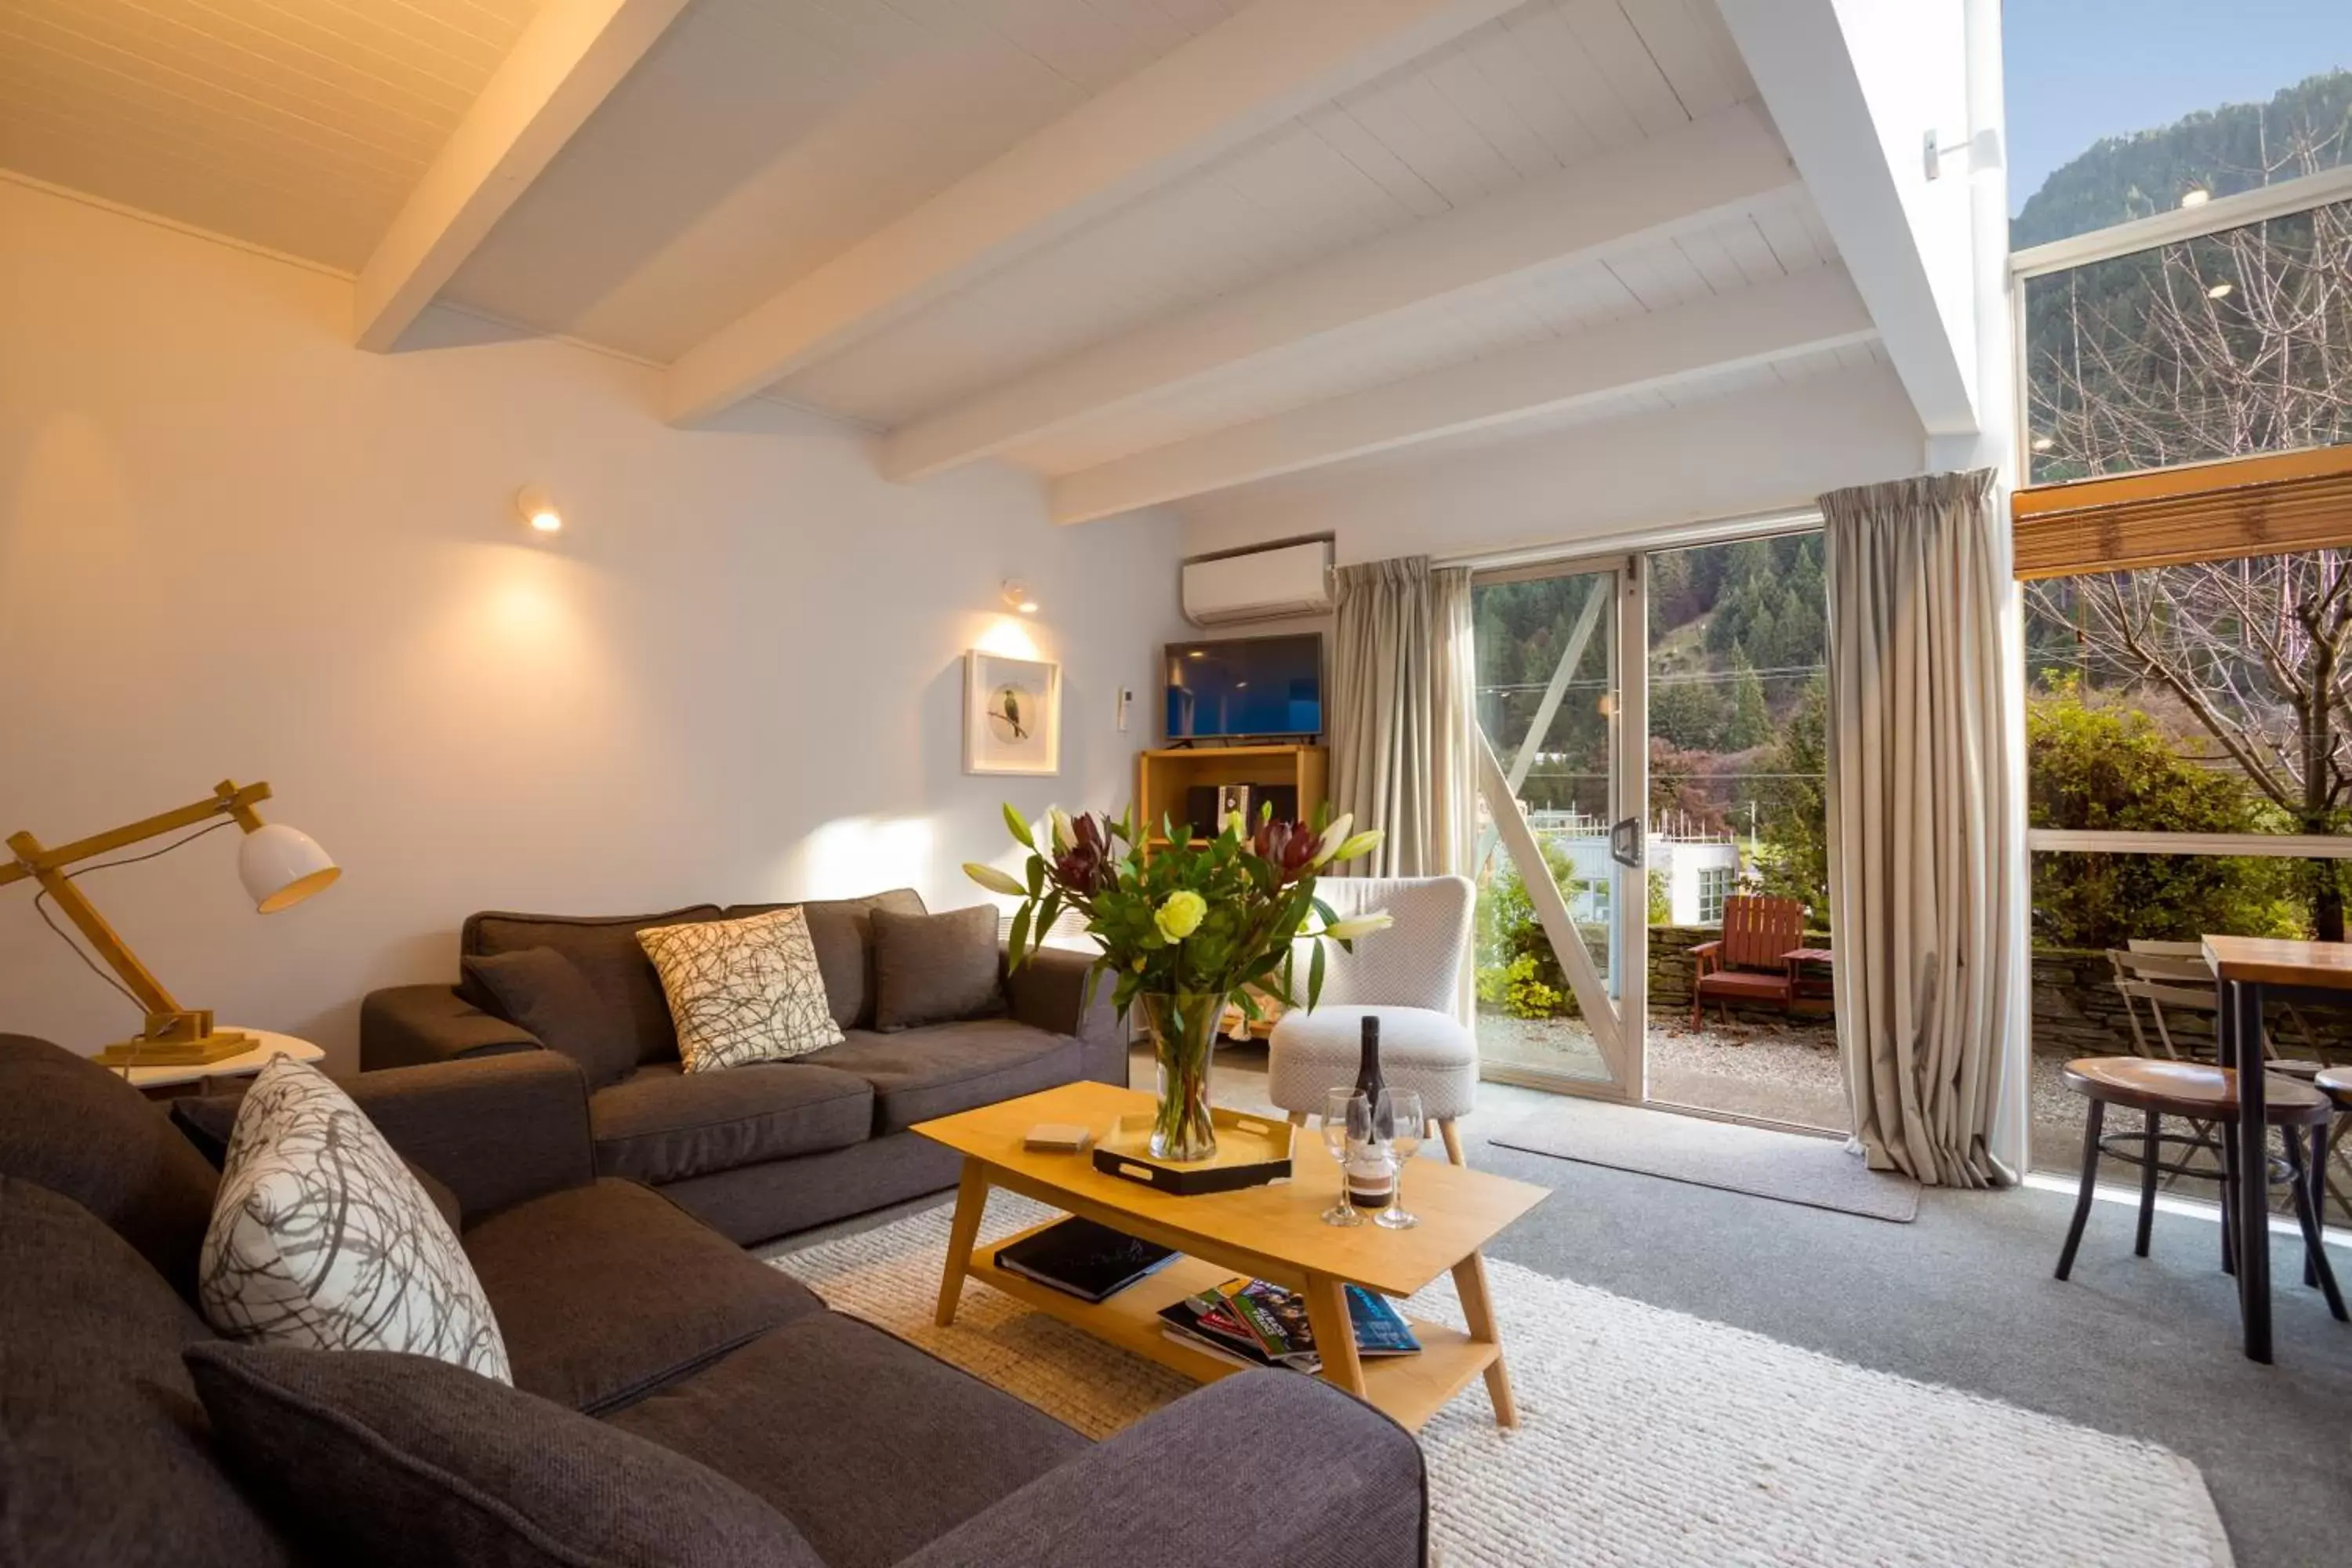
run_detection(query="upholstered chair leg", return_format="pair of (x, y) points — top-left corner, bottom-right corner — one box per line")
(2056, 1098), (2104, 1282)
(1287, 1109), (1308, 1129)
(1438, 1118), (1466, 1167)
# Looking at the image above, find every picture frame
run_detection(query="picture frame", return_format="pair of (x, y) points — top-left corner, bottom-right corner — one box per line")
(964, 651), (1062, 775)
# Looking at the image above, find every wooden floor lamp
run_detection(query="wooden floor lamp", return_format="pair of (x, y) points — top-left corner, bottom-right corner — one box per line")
(2, 779), (339, 1066)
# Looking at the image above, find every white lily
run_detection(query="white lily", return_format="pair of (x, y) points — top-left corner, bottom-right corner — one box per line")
(1308, 813), (1353, 868)
(1048, 806), (1076, 853)
(1222, 810), (1247, 838)
(1322, 910), (1392, 942)
(963, 862), (1026, 898)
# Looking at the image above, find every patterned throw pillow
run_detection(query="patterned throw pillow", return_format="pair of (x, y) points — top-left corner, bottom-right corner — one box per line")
(637, 906), (844, 1073)
(198, 1058), (510, 1383)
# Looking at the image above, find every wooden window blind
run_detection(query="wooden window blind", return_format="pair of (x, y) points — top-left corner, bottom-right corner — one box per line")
(2010, 445), (2352, 579)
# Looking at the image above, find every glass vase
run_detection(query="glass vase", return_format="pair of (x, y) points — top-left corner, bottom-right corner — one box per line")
(1138, 990), (1225, 1161)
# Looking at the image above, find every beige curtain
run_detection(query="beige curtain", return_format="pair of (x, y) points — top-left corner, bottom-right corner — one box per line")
(1328, 557), (1477, 879)
(1822, 470), (2027, 1187)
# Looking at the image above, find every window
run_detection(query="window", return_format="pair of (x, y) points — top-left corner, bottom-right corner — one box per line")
(1697, 866), (1737, 926)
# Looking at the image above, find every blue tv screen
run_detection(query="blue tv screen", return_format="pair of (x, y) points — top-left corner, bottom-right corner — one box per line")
(1164, 634), (1323, 740)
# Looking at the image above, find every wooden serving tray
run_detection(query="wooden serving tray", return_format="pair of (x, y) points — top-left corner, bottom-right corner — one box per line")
(1091, 1106), (1295, 1195)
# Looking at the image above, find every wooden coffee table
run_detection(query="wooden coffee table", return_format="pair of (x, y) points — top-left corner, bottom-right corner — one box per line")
(914, 1081), (1546, 1429)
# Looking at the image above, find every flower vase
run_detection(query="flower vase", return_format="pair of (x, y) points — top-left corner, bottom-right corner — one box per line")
(1138, 991), (1225, 1161)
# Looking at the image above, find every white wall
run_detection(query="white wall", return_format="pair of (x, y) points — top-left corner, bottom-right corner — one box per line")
(0, 179), (1185, 1069)
(1178, 363), (1927, 564)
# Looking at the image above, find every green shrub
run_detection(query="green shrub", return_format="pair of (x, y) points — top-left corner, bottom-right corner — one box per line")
(1474, 842), (1584, 1018)
(2027, 683), (2306, 948)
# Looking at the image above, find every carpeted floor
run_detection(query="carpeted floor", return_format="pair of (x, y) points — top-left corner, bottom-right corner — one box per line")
(775, 1044), (2352, 1568)
(776, 1194), (2230, 1568)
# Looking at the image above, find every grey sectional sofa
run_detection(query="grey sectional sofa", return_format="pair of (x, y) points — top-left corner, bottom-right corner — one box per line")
(0, 1034), (1428, 1566)
(360, 890), (1126, 1243)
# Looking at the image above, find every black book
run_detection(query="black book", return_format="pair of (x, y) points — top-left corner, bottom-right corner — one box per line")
(993, 1217), (1178, 1304)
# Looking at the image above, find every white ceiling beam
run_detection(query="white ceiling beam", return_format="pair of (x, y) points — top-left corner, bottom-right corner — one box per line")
(1715, 0), (1977, 434)
(885, 101), (1800, 482)
(354, 0), (690, 351)
(1049, 263), (1875, 524)
(662, 0), (1524, 426)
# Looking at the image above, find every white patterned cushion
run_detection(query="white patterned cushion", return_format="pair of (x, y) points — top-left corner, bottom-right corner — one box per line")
(198, 1057), (510, 1382)
(1298, 876), (1473, 1012)
(637, 906), (843, 1073)
(1268, 1004), (1478, 1120)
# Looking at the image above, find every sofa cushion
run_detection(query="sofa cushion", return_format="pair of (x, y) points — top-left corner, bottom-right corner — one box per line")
(637, 907), (844, 1073)
(0, 1034), (222, 1302)
(460, 906), (721, 1066)
(590, 1060), (873, 1185)
(0, 1175), (297, 1568)
(800, 1021), (1082, 1135)
(185, 1341), (824, 1568)
(199, 1058), (510, 1383)
(871, 905), (1006, 1033)
(724, 888), (926, 1033)
(607, 1312), (1086, 1568)
(461, 946), (637, 1090)
(461, 1178), (823, 1414)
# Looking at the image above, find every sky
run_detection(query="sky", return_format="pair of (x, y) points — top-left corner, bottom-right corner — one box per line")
(2004, 0), (2352, 213)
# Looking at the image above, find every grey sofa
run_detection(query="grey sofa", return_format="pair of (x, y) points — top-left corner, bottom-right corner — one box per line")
(361, 891), (1126, 1244)
(0, 1033), (1428, 1567)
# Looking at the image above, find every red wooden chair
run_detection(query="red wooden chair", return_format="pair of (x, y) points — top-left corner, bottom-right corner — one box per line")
(1690, 895), (1807, 1025)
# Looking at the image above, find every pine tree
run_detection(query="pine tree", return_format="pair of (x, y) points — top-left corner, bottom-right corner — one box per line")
(1723, 644), (1771, 750)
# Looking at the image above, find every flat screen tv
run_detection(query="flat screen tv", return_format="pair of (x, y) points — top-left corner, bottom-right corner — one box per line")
(1163, 633), (1323, 741)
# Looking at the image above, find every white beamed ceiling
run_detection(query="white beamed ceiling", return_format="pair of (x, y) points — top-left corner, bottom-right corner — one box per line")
(0, 0), (541, 269)
(0, 0), (1915, 521)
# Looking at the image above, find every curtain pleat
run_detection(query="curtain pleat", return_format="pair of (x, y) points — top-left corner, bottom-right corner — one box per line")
(1328, 557), (1476, 880)
(1822, 470), (2026, 1187)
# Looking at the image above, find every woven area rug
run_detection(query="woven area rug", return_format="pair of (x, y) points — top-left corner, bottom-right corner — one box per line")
(770, 1196), (2230, 1568)
(1490, 1098), (1922, 1223)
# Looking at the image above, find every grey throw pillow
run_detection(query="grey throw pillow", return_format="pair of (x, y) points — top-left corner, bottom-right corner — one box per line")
(871, 906), (1006, 1032)
(462, 946), (636, 1089)
(185, 1341), (825, 1568)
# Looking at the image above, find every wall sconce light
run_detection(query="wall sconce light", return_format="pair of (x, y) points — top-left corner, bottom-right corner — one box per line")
(1000, 579), (1039, 615)
(516, 486), (563, 534)
(1922, 126), (2003, 183)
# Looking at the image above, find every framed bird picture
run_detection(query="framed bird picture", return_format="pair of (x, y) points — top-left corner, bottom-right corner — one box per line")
(964, 651), (1062, 775)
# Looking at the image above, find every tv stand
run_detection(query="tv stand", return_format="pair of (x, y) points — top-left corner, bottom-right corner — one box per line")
(1136, 743), (1328, 848)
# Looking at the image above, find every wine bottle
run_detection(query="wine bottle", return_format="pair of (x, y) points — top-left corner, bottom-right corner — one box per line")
(1346, 1016), (1392, 1210)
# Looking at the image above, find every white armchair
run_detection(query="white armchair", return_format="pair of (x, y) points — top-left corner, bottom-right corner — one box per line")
(1267, 875), (1477, 1164)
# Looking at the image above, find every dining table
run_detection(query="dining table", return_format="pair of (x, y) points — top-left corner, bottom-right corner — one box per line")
(2199, 934), (2352, 1362)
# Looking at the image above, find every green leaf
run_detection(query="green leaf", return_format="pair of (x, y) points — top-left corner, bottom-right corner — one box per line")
(1025, 855), (1045, 898)
(1307, 937), (1327, 1011)
(1007, 904), (1033, 970)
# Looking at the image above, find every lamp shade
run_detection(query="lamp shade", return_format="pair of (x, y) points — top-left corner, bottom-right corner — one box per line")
(238, 823), (340, 913)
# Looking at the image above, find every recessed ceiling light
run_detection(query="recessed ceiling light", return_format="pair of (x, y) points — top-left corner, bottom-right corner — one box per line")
(2180, 188), (2211, 209)
(515, 485), (561, 533)
(2206, 281), (2234, 299)
(2031, 435), (2054, 452)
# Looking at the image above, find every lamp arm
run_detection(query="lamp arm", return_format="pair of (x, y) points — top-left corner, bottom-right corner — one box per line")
(2, 779), (274, 1036)
(0, 779), (270, 886)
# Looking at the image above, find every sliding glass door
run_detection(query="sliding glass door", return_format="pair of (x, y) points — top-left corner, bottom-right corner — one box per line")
(1470, 556), (1647, 1098)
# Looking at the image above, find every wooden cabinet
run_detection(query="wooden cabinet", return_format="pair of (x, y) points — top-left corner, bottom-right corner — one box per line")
(1134, 744), (1329, 844)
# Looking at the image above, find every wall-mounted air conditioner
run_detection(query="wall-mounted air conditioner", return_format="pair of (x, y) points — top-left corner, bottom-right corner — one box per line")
(1181, 539), (1334, 626)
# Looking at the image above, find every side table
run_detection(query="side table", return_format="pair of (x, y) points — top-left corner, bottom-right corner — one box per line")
(112, 1028), (324, 1102)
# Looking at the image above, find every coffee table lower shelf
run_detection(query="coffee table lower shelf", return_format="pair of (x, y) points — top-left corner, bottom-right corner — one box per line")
(965, 1219), (1501, 1431)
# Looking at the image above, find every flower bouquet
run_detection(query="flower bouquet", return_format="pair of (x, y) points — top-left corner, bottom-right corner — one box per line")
(967, 804), (1388, 1160)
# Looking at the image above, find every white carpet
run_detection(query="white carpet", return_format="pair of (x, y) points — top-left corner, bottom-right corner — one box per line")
(771, 1196), (2231, 1568)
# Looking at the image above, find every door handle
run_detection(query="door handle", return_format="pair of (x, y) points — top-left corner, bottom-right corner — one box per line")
(1610, 815), (1643, 869)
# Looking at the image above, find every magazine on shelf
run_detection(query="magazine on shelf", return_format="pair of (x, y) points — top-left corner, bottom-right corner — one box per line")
(1155, 1278), (1421, 1372)
(991, 1217), (1176, 1303)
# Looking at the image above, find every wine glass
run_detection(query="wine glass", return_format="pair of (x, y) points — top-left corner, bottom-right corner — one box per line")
(1319, 1088), (1367, 1226)
(1374, 1088), (1424, 1230)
